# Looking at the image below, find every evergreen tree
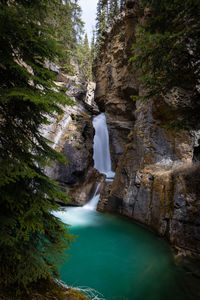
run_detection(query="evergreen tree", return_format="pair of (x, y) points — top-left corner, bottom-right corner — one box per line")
(46, 0), (83, 73)
(91, 29), (97, 61)
(108, 0), (120, 25)
(120, 0), (125, 11)
(71, 0), (84, 44)
(96, 0), (123, 50)
(131, 0), (200, 102)
(46, 0), (73, 45)
(95, 0), (109, 50)
(77, 34), (93, 81)
(0, 0), (74, 293)
(96, 0), (108, 36)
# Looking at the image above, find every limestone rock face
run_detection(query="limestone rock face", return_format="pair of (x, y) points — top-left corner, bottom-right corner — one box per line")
(84, 82), (99, 114)
(54, 115), (94, 186)
(42, 73), (98, 206)
(94, 2), (200, 257)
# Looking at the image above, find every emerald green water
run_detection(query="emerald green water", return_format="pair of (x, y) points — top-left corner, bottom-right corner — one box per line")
(55, 207), (191, 300)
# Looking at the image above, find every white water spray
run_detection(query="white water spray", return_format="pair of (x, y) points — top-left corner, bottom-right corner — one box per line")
(54, 184), (101, 226)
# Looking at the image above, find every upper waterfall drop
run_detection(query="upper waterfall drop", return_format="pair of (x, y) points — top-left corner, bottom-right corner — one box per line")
(93, 113), (115, 179)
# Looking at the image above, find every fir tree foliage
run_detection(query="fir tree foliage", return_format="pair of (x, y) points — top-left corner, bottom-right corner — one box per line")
(120, 0), (125, 11)
(96, 0), (108, 44)
(0, 0), (76, 292)
(91, 29), (97, 61)
(131, 0), (200, 101)
(95, 0), (125, 50)
(70, 0), (84, 45)
(108, 0), (120, 26)
(46, 0), (84, 73)
(77, 34), (93, 81)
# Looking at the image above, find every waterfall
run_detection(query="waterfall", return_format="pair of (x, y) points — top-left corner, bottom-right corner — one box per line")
(54, 113), (114, 216)
(83, 184), (100, 210)
(93, 113), (115, 179)
(82, 113), (114, 210)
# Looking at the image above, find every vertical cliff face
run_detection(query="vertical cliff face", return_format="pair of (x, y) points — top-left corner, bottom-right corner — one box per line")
(42, 71), (103, 206)
(93, 3), (142, 169)
(94, 2), (200, 257)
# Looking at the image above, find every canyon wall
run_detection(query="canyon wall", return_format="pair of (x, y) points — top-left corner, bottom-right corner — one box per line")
(42, 72), (102, 206)
(94, 1), (200, 257)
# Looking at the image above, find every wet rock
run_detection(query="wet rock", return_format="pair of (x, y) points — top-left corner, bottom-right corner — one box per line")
(69, 168), (105, 206)
(97, 181), (112, 212)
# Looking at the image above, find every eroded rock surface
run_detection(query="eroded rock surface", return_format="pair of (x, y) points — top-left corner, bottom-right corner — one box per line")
(94, 2), (200, 257)
(42, 70), (99, 205)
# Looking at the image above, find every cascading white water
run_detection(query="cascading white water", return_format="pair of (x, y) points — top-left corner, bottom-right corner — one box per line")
(83, 184), (100, 210)
(54, 184), (101, 226)
(93, 113), (115, 179)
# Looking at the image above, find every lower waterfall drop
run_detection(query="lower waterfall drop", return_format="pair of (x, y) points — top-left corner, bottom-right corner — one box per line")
(83, 184), (100, 211)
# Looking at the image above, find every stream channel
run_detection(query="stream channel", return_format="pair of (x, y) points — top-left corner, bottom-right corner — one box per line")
(54, 113), (192, 300)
